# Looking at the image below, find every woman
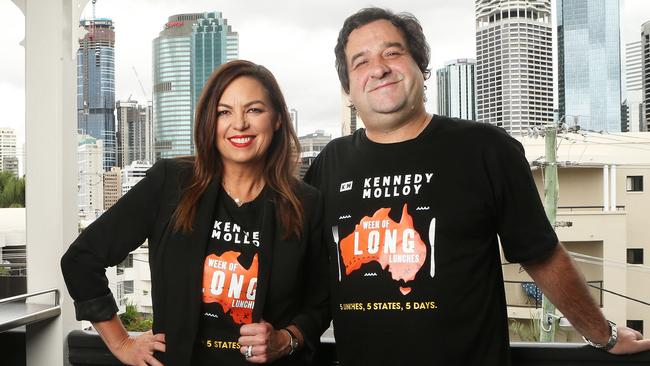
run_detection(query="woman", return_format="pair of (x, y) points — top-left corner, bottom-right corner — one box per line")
(61, 60), (329, 365)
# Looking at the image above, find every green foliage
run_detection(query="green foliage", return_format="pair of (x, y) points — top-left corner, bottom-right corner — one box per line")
(0, 266), (10, 276)
(0, 171), (25, 208)
(509, 310), (555, 343)
(119, 303), (153, 332)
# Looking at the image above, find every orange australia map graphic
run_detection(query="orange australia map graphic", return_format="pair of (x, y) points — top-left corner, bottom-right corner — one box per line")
(202, 251), (258, 324)
(340, 204), (427, 295)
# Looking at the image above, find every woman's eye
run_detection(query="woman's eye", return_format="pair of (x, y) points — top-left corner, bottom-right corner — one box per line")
(248, 108), (263, 113)
(217, 110), (230, 116)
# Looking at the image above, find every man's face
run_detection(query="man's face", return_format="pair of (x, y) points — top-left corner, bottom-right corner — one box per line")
(345, 19), (425, 126)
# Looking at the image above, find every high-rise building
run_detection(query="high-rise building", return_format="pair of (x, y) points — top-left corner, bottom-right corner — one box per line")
(625, 41), (644, 132)
(558, 0), (622, 132)
(116, 100), (154, 167)
(153, 12), (238, 160)
(298, 130), (332, 178)
(121, 161), (152, 195)
(643, 21), (650, 130)
(0, 128), (18, 176)
(475, 0), (554, 135)
(341, 91), (364, 136)
(191, 12), (238, 119)
(436, 59), (477, 120)
(78, 135), (104, 221)
(77, 19), (117, 171)
(103, 166), (121, 210)
(290, 108), (299, 136)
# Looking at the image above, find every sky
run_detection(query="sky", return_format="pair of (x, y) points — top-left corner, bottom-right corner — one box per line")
(0, 0), (649, 158)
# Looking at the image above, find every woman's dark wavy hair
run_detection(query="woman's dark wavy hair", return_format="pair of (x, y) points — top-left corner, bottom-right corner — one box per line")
(173, 60), (303, 239)
(334, 7), (431, 93)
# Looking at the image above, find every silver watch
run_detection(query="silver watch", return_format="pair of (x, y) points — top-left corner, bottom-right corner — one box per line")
(583, 320), (618, 351)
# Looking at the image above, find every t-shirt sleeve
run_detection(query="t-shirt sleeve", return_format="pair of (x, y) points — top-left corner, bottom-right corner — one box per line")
(483, 129), (558, 263)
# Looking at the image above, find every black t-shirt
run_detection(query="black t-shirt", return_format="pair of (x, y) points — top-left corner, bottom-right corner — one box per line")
(192, 188), (265, 365)
(304, 116), (558, 366)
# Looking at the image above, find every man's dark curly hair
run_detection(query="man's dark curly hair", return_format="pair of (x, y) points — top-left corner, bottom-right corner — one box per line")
(334, 7), (431, 94)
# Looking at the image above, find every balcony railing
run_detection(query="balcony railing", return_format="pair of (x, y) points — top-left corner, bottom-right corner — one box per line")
(61, 330), (650, 366)
(506, 280), (604, 308)
(1, 311), (650, 365)
(558, 205), (625, 212)
(0, 288), (60, 333)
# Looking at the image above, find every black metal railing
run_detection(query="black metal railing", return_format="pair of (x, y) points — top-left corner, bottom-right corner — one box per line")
(558, 205), (625, 212)
(62, 330), (650, 366)
(505, 280), (603, 308)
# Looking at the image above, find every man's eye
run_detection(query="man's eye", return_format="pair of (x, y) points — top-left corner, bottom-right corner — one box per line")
(354, 60), (367, 69)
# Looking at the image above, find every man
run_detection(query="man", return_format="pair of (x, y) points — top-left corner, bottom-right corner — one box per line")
(304, 7), (650, 366)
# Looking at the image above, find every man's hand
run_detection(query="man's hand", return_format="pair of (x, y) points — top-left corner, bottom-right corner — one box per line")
(109, 330), (166, 366)
(609, 326), (650, 355)
(238, 320), (291, 363)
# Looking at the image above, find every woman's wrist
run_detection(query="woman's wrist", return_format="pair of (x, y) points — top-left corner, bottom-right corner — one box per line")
(283, 325), (303, 355)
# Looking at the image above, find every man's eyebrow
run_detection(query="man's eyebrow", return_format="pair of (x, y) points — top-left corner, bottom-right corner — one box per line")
(349, 50), (367, 66)
(348, 41), (407, 66)
(384, 41), (406, 51)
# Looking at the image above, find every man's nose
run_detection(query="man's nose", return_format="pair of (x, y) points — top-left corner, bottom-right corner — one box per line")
(368, 58), (390, 79)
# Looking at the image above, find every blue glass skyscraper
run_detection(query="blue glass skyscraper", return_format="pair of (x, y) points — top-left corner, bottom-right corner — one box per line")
(558, 0), (622, 132)
(77, 19), (117, 170)
(153, 12), (238, 160)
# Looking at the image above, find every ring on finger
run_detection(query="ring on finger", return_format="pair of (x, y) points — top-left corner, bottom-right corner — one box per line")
(245, 345), (253, 358)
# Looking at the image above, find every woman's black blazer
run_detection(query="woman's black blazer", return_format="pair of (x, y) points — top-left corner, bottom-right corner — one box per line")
(61, 158), (330, 365)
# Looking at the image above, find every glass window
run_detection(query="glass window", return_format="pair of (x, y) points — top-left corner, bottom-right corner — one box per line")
(627, 248), (644, 265)
(626, 176), (643, 192)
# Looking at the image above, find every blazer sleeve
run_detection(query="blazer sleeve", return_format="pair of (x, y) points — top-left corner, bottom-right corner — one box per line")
(288, 189), (331, 355)
(60, 159), (168, 322)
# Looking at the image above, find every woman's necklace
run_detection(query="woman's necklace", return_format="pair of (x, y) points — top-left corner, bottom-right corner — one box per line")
(222, 180), (263, 207)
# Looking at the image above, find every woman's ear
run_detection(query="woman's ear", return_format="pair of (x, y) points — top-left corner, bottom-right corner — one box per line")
(274, 116), (281, 131)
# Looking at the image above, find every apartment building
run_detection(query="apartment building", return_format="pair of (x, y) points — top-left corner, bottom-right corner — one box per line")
(504, 132), (650, 340)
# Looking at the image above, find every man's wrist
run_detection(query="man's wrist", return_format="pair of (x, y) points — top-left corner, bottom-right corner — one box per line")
(583, 320), (618, 351)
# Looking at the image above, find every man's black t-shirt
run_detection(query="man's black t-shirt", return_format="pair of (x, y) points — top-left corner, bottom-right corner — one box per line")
(304, 116), (558, 366)
(192, 188), (264, 365)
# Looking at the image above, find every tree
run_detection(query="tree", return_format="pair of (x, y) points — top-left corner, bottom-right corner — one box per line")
(0, 171), (25, 208)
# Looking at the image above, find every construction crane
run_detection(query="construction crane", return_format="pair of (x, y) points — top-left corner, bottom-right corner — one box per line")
(132, 66), (149, 101)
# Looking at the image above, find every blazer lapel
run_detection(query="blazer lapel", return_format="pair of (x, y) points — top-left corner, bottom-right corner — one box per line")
(187, 178), (222, 312)
(167, 179), (220, 361)
(252, 193), (275, 322)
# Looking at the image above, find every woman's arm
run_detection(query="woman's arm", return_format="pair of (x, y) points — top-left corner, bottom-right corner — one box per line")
(93, 315), (166, 366)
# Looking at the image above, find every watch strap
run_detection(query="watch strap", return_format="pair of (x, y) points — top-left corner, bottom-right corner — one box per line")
(583, 320), (617, 351)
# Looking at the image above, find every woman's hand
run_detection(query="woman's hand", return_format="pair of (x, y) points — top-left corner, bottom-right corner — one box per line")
(93, 315), (166, 366)
(238, 320), (290, 363)
(110, 330), (166, 366)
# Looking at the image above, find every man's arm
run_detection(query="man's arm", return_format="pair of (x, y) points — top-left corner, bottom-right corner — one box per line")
(522, 243), (650, 354)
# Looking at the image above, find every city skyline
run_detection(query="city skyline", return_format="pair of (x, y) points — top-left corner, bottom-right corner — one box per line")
(1, 0), (649, 156)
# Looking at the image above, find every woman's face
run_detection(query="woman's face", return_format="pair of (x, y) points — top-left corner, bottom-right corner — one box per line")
(215, 76), (280, 172)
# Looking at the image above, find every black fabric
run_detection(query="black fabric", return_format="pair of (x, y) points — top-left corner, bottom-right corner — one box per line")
(192, 188), (265, 365)
(61, 158), (330, 366)
(304, 115), (558, 366)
